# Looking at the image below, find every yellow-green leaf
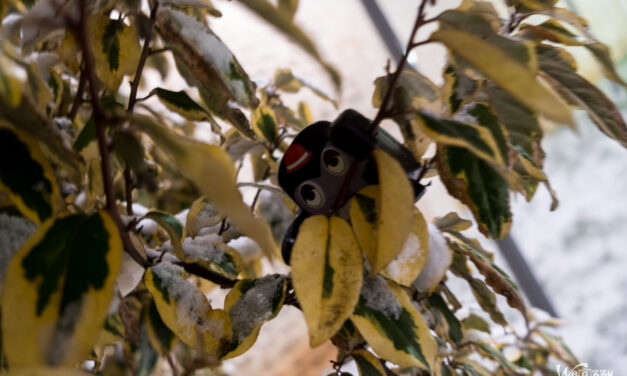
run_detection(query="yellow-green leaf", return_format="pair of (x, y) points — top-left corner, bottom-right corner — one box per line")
(186, 196), (222, 238)
(422, 293), (463, 344)
(273, 68), (338, 107)
(2, 211), (122, 367)
(143, 210), (186, 260)
(351, 276), (437, 370)
(381, 208), (429, 286)
(135, 115), (278, 260)
(0, 124), (60, 224)
(144, 299), (177, 354)
(352, 349), (387, 376)
(472, 341), (530, 374)
(222, 274), (286, 358)
(251, 105), (279, 143)
(539, 55), (627, 148)
(144, 262), (232, 356)
(506, 0), (557, 12)
(0, 52), (23, 108)
(434, 212), (472, 233)
(432, 10), (573, 125)
(181, 237), (243, 279)
(88, 14), (141, 92)
(239, 0), (341, 89)
(291, 215), (363, 347)
(153, 87), (213, 122)
(456, 358), (492, 376)
(156, 8), (258, 138)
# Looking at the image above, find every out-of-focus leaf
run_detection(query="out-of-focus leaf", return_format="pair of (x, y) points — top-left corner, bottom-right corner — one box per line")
(291, 215), (363, 347)
(143, 210), (186, 259)
(423, 293), (463, 344)
(238, 0), (341, 89)
(273, 69), (337, 107)
(584, 42), (627, 88)
(88, 14), (141, 92)
(251, 105), (278, 143)
(162, 0), (223, 17)
(19, 0), (77, 54)
(278, 0), (299, 20)
(144, 262), (232, 356)
(539, 55), (627, 148)
(443, 63), (480, 114)
(456, 358), (492, 376)
(436, 144), (511, 239)
(156, 8), (259, 138)
(462, 313), (491, 333)
(135, 115), (278, 260)
(186, 196), (222, 238)
(352, 349), (386, 376)
(381, 208), (429, 286)
(473, 341), (530, 374)
(73, 117), (96, 152)
(536, 331), (579, 367)
(144, 299), (177, 354)
(137, 324), (159, 376)
(2, 211), (122, 366)
(0, 125), (59, 224)
(153, 88), (213, 122)
(506, 0), (557, 12)
(351, 276), (437, 370)
(0, 52), (23, 108)
(222, 274), (286, 358)
(434, 212), (472, 233)
(431, 10), (573, 125)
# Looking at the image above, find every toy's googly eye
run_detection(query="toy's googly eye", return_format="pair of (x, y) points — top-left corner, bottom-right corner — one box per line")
(297, 181), (325, 209)
(321, 146), (348, 176)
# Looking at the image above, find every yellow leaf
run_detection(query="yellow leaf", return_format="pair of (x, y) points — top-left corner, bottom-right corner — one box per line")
(186, 196), (222, 238)
(88, 14), (141, 92)
(351, 150), (414, 274)
(136, 116), (278, 260)
(352, 349), (387, 376)
(351, 276), (437, 370)
(382, 208), (429, 286)
(144, 263), (232, 356)
(431, 28), (572, 125)
(2, 211), (122, 367)
(291, 215), (363, 347)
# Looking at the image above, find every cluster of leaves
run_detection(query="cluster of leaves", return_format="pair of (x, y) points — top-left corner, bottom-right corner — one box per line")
(0, 0), (625, 375)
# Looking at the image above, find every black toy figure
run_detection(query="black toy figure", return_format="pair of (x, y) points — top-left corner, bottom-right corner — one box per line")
(278, 109), (427, 264)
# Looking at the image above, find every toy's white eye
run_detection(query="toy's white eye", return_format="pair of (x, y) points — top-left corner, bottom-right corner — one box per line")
(297, 181), (325, 209)
(321, 146), (348, 176)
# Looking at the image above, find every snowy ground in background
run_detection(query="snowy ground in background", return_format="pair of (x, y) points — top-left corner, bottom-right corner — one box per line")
(506, 84), (627, 370)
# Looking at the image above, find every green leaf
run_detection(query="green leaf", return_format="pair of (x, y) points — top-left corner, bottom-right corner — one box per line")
(238, 0), (341, 89)
(536, 331), (579, 366)
(1, 211), (122, 366)
(143, 210), (186, 260)
(144, 299), (177, 354)
(137, 324), (159, 376)
(278, 0), (299, 20)
(434, 212), (472, 233)
(153, 88), (213, 122)
(351, 276), (437, 370)
(291, 216), (363, 347)
(135, 115), (278, 260)
(222, 274), (286, 358)
(273, 69), (338, 107)
(156, 8), (259, 138)
(443, 64), (481, 114)
(251, 105), (278, 143)
(186, 196), (222, 238)
(0, 53), (23, 108)
(144, 262), (233, 356)
(88, 14), (141, 91)
(506, 0), (557, 12)
(472, 341), (530, 374)
(456, 358), (492, 376)
(352, 349), (387, 376)
(0, 125), (59, 223)
(436, 144), (511, 239)
(461, 313), (491, 333)
(73, 117), (96, 152)
(539, 55), (627, 148)
(468, 278), (507, 326)
(431, 9), (573, 125)
(424, 293), (463, 344)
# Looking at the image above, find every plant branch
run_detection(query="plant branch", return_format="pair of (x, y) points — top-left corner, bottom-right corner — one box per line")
(76, 0), (149, 268)
(68, 68), (86, 122)
(369, 0), (432, 133)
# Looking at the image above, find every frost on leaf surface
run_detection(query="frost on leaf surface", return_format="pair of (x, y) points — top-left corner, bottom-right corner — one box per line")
(414, 225), (452, 293)
(360, 275), (402, 320)
(0, 213), (36, 287)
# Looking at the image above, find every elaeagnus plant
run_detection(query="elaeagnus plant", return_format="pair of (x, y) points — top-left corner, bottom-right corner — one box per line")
(0, 0), (625, 375)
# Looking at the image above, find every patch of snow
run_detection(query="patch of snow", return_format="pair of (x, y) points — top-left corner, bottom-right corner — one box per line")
(228, 236), (262, 261)
(229, 275), (284, 342)
(361, 275), (402, 320)
(385, 233), (421, 280)
(413, 225), (451, 292)
(257, 190), (294, 242)
(0, 214), (36, 284)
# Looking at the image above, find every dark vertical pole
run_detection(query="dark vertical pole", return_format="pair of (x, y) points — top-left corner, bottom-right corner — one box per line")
(360, 0), (559, 317)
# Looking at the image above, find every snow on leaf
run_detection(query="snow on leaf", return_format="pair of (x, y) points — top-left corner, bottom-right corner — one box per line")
(222, 274), (286, 358)
(143, 210), (186, 260)
(186, 196), (222, 238)
(413, 225), (452, 293)
(144, 262), (232, 356)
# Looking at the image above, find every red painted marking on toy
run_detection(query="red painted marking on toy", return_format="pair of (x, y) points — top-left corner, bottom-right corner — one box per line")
(284, 144), (311, 173)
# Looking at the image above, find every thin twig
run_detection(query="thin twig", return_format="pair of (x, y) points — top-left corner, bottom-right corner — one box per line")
(149, 46), (170, 56)
(76, 0), (149, 268)
(68, 68), (86, 122)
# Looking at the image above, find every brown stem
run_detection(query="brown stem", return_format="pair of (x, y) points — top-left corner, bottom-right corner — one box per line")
(76, 0), (149, 268)
(124, 167), (133, 215)
(369, 0), (431, 133)
(68, 68), (86, 122)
